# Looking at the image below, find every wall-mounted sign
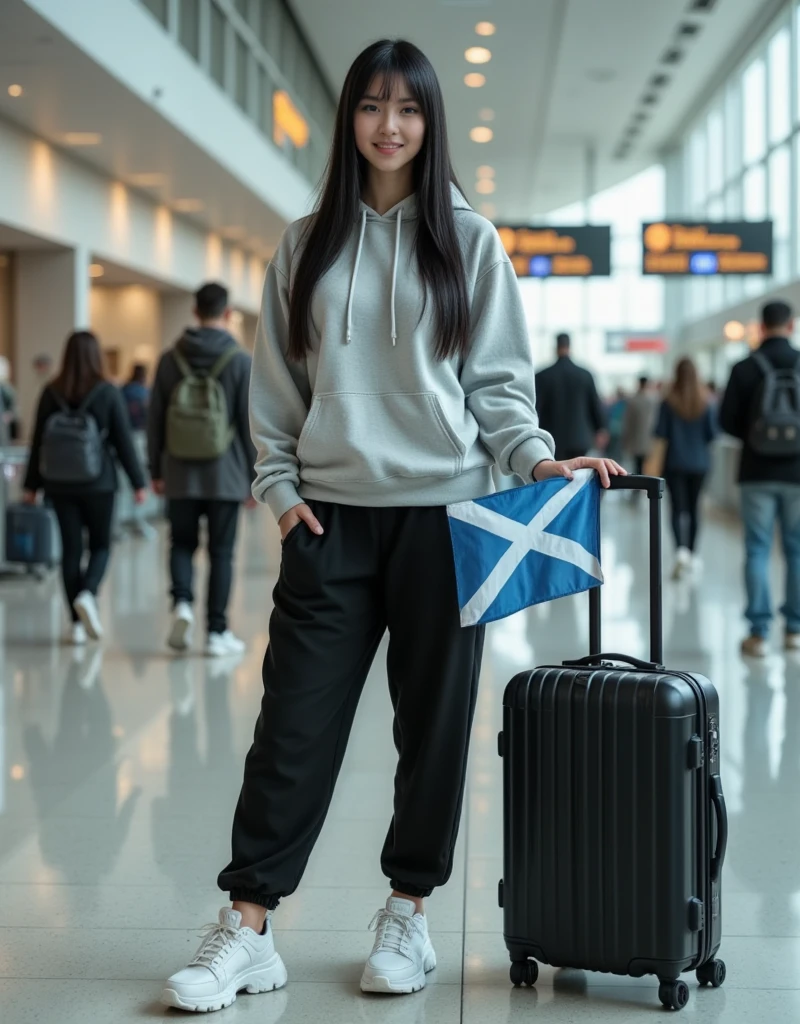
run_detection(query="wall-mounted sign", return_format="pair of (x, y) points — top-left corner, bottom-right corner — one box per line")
(606, 331), (668, 353)
(496, 225), (611, 277)
(642, 221), (773, 275)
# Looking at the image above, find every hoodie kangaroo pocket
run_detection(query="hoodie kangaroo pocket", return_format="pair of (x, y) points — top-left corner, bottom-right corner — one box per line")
(297, 392), (466, 485)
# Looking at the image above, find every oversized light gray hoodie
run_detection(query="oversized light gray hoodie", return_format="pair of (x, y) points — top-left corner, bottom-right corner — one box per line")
(250, 185), (555, 521)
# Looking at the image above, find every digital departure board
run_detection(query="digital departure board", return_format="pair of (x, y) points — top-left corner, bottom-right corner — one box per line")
(496, 225), (611, 277)
(642, 221), (773, 276)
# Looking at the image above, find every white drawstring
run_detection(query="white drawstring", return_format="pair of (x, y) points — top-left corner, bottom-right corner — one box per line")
(390, 208), (402, 347)
(346, 209), (367, 344)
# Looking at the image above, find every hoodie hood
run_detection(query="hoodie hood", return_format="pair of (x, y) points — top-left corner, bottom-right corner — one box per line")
(177, 327), (237, 369)
(347, 184), (472, 346)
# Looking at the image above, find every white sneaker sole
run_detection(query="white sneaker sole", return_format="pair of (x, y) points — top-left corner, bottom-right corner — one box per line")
(168, 616), (193, 652)
(161, 952), (287, 1013)
(360, 947), (437, 995)
(74, 598), (102, 640)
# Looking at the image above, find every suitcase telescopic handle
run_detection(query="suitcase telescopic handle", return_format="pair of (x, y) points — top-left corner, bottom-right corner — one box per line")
(588, 474), (665, 666)
(709, 775), (728, 882)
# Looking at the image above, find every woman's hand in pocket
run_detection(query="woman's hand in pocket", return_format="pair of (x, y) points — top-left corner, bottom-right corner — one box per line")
(279, 503), (324, 540)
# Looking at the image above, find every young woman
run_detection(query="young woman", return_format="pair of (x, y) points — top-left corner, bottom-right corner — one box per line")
(652, 357), (717, 579)
(23, 331), (146, 643)
(162, 40), (623, 1012)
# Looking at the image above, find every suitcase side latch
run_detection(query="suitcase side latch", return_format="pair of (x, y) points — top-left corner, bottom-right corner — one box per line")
(687, 735), (704, 770)
(688, 898), (705, 932)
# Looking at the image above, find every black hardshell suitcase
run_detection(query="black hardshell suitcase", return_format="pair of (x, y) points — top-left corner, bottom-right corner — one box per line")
(498, 476), (728, 1011)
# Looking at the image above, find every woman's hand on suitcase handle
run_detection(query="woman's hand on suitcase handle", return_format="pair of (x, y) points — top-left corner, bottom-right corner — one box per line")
(22, 489), (38, 505)
(279, 503), (324, 540)
(533, 457), (627, 489)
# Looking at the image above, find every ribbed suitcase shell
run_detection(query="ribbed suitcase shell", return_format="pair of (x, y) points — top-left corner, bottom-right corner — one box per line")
(5, 503), (60, 567)
(501, 664), (722, 980)
(498, 476), (726, 1008)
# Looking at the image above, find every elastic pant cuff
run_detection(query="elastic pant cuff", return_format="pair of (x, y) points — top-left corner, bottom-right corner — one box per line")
(389, 880), (433, 899)
(229, 889), (281, 911)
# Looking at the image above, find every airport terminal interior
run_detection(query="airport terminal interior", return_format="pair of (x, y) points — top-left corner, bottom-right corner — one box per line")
(2, 0), (800, 1021)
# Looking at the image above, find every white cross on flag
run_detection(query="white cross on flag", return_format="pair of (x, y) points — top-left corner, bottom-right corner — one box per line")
(447, 468), (604, 627)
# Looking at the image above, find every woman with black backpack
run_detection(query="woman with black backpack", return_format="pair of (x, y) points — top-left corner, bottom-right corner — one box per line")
(23, 331), (147, 644)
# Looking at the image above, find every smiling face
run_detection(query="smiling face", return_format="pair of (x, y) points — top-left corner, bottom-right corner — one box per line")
(353, 75), (426, 175)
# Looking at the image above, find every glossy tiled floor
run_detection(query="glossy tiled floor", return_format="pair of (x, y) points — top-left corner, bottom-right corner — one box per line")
(1, 495), (799, 1022)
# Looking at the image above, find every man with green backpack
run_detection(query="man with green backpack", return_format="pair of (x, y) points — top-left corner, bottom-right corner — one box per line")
(147, 282), (257, 656)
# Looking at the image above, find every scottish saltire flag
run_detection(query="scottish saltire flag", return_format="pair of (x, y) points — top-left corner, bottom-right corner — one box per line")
(447, 468), (604, 627)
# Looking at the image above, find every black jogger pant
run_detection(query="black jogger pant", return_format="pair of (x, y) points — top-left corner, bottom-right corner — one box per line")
(168, 499), (241, 634)
(664, 470), (706, 551)
(50, 493), (115, 622)
(218, 501), (485, 909)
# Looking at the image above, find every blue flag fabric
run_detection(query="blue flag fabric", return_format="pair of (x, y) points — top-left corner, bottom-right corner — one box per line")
(447, 468), (604, 627)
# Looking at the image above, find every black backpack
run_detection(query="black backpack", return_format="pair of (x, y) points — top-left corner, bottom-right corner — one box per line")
(40, 384), (107, 483)
(748, 350), (800, 457)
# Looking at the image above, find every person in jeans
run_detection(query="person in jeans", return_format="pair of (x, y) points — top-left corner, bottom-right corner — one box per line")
(653, 358), (717, 580)
(534, 333), (608, 459)
(719, 299), (800, 657)
(23, 331), (146, 644)
(121, 363), (157, 539)
(147, 282), (256, 658)
(160, 40), (623, 1013)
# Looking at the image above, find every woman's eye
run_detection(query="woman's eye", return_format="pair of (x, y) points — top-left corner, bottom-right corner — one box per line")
(402, 107), (419, 115)
(361, 104), (379, 112)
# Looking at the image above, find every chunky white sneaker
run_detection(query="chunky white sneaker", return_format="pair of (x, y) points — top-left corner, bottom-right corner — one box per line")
(671, 547), (692, 581)
(68, 622), (87, 646)
(206, 630), (246, 658)
(73, 591), (103, 640)
(161, 908), (287, 1013)
(168, 601), (194, 652)
(360, 897), (437, 995)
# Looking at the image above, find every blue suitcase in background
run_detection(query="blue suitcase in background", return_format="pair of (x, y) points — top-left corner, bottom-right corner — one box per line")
(6, 502), (61, 574)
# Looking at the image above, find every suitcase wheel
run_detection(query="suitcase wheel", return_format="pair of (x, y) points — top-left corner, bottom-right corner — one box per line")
(510, 960), (538, 988)
(696, 958), (726, 988)
(658, 979), (689, 1010)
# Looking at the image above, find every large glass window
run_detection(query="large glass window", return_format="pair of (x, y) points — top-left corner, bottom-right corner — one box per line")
(743, 57), (767, 165)
(743, 163), (766, 218)
(724, 80), (741, 183)
(178, 0), (200, 61)
(689, 126), (707, 211)
(769, 144), (791, 281)
(210, 3), (227, 89)
(235, 33), (249, 111)
(707, 108), (724, 196)
(769, 27), (791, 144)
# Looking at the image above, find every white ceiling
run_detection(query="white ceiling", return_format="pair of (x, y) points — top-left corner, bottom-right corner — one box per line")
(291, 0), (769, 220)
(0, 0), (287, 257)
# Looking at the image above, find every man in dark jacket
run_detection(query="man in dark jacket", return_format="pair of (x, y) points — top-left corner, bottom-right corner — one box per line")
(148, 282), (257, 657)
(535, 333), (608, 460)
(719, 299), (800, 658)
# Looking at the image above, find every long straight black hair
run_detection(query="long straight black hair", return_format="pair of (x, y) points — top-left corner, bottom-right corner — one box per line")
(288, 39), (470, 362)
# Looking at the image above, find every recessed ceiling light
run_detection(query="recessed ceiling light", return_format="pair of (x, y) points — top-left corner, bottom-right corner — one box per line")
(173, 198), (204, 212)
(89, 264), (105, 278)
(465, 47), (492, 65)
(477, 165), (495, 178)
(464, 73), (486, 88)
(8, 84), (23, 98)
(475, 22), (496, 36)
(475, 178), (496, 194)
(470, 126), (493, 143)
(60, 132), (102, 146)
(479, 108), (495, 121)
(128, 172), (167, 187)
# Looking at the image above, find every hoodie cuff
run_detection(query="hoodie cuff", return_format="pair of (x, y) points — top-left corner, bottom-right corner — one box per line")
(260, 480), (304, 523)
(509, 436), (555, 482)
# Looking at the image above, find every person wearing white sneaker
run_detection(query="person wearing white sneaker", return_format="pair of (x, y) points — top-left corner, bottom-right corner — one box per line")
(163, 41), (623, 1008)
(68, 622), (87, 646)
(168, 600), (195, 652)
(162, 908), (287, 1012)
(22, 331), (147, 642)
(361, 897), (437, 994)
(206, 629), (246, 658)
(147, 283), (258, 658)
